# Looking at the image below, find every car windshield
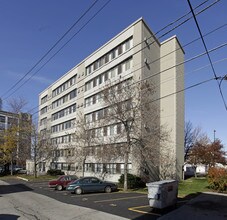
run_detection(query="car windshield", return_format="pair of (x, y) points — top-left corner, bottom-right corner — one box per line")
(71, 179), (79, 184)
(57, 176), (64, 181)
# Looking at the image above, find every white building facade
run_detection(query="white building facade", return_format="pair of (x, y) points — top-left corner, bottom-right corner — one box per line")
(39, 18), (184, 182)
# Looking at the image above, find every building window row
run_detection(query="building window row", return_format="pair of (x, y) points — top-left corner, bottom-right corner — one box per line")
(84, 163), (132, 174)
(85, 107), (108, 123)
(52, 75), (77, 97)
(41, 95), (48, 105)
(50, 162), (75, 171)
(40, 106), (47, 115)
(40, 117), (47, 126)
(52, 89), (77, 109)
(86, 37), (132, 75)
(52, 104), (76, 121)
(85, 77), (132, 108)
(85, 57), (132, 92)
(51, 119), (75, 133)
(52, 148), (74, 158)
(51, 134), (72, 145)
(87, 123), (123, 138)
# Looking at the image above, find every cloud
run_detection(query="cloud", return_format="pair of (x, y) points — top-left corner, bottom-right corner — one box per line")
(6, 70), (53, 85)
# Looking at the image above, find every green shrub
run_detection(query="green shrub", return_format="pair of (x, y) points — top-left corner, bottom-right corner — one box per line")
(47, 169), (64, 176)
(207, 167), (227, 192)
(118, 173), (146, 189)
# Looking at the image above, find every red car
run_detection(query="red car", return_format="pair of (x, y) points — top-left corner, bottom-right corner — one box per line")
(48, 175), (78, 191)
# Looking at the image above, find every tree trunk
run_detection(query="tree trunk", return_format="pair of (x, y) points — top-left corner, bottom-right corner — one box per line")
(10, 154), (13, 176)
(124, 151), (128, 191)
(82, 158), (86, 177)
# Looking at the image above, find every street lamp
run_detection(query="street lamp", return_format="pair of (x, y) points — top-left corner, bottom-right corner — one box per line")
(213, 129), (216, 142)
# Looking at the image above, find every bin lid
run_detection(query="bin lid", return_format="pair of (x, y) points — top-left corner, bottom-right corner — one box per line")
(146, 179), (177, 186)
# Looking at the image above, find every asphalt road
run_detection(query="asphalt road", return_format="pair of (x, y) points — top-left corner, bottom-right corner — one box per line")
(1, 178), (184, 220)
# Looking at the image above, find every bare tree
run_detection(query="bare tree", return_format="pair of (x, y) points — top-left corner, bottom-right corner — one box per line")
(31, 125), (55, 178)
(101, 79), (169, 190)
(7, 97), (27, 114)
(184, 121), (203, 161)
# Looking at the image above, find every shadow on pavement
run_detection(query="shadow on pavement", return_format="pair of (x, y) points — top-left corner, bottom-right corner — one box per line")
(131, 192), (205, 220)
(0, 214), (20, 220)
(0, 184), (33, 195)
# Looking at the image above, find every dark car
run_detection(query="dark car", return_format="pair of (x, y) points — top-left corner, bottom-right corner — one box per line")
(66, 176), (117, 194)
(48, 175), (78, 191)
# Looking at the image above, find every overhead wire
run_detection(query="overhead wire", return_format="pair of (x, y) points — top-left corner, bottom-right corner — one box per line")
(2, 0), (216, 101)
(31, 41), (227, 123)
(187, 0), (227, 111)
(0, 0), (101, 98)
(27, 0), (223, 116)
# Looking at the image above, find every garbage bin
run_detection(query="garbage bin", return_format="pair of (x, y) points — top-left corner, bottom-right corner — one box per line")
(146, 180), (178, 209)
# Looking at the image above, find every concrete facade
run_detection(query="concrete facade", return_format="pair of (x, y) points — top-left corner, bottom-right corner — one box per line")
(38, 18), (184, 182)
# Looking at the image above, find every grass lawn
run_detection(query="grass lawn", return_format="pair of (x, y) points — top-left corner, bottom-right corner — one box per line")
(122, 177), (210, 199)
(0, 174), (58, 182)
(178, 177), (210, 198)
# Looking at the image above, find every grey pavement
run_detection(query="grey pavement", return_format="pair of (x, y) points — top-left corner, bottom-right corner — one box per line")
(159, 192), (227, 220)
(0, 180), (128, 220)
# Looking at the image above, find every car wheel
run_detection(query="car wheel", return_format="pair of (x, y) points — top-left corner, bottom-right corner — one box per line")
(105, 186), (112, 193)
(75, 187), (82, 195)
(56, 185), (63, 191)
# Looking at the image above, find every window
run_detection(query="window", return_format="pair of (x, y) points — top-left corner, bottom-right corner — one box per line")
(117, 123), (122, 134)
(111, 50), (116, 59)
(103, 126), (107, 136)
(118, 45), (123, 55)
(106, 164), (116, 174)
(125, 40), (130, 50)
(109, 125), (115, 136)
(41, 95), (48, 105)
(105, 54), (109, 63)
(125, 59), (130, 71)
(111, 68), (116, 78)
(40, 106), (47, 115)
(0, 116), (5, 123)
(104, 72), (109, 81)
(118, 64), (122, 74)
(70, 89), (77, 99)
(99, 75), (103, 84)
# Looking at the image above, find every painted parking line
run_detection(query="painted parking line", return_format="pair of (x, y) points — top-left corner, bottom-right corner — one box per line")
(128, 205), (161, 216)
(70, 191), (121, 198)
(94, 195), (147, 203)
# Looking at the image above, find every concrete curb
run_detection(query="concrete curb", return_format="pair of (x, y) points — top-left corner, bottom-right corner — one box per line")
(16, 176), (29, 181)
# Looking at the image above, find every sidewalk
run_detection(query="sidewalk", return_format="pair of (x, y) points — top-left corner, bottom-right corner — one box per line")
(159, 192), (227, 220)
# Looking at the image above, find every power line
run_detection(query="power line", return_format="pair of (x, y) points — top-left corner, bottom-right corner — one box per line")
(2, 0), (216, 101)
(187, 0), (227, 111)
(37, 75), (220, 130)
(0, 0), (101, 98)
(4, 0), (112, 101)
(31, 41), (227, 119)
(28, 2), (224, 116)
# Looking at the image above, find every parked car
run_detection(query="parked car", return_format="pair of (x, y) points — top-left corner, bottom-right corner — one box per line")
(66, 176), (117, 194)
(48, 175), (78, 191)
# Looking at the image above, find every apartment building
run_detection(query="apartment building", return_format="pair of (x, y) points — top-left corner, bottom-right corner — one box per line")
(0, 110), (32, 168)
(39, 18), (184, 181)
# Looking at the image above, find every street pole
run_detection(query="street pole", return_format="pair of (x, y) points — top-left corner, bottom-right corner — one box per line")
(213, 129), (216, 142)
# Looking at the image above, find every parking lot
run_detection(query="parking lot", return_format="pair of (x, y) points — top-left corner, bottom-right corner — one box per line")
(4, 178), (184, 220)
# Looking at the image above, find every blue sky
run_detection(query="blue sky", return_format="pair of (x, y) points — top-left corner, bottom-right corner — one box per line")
(0, 0), (226, 148)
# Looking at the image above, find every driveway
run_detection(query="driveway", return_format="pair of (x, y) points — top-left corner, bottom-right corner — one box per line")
(0, 180), (128, 220)
(2, 178), (180, 220)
